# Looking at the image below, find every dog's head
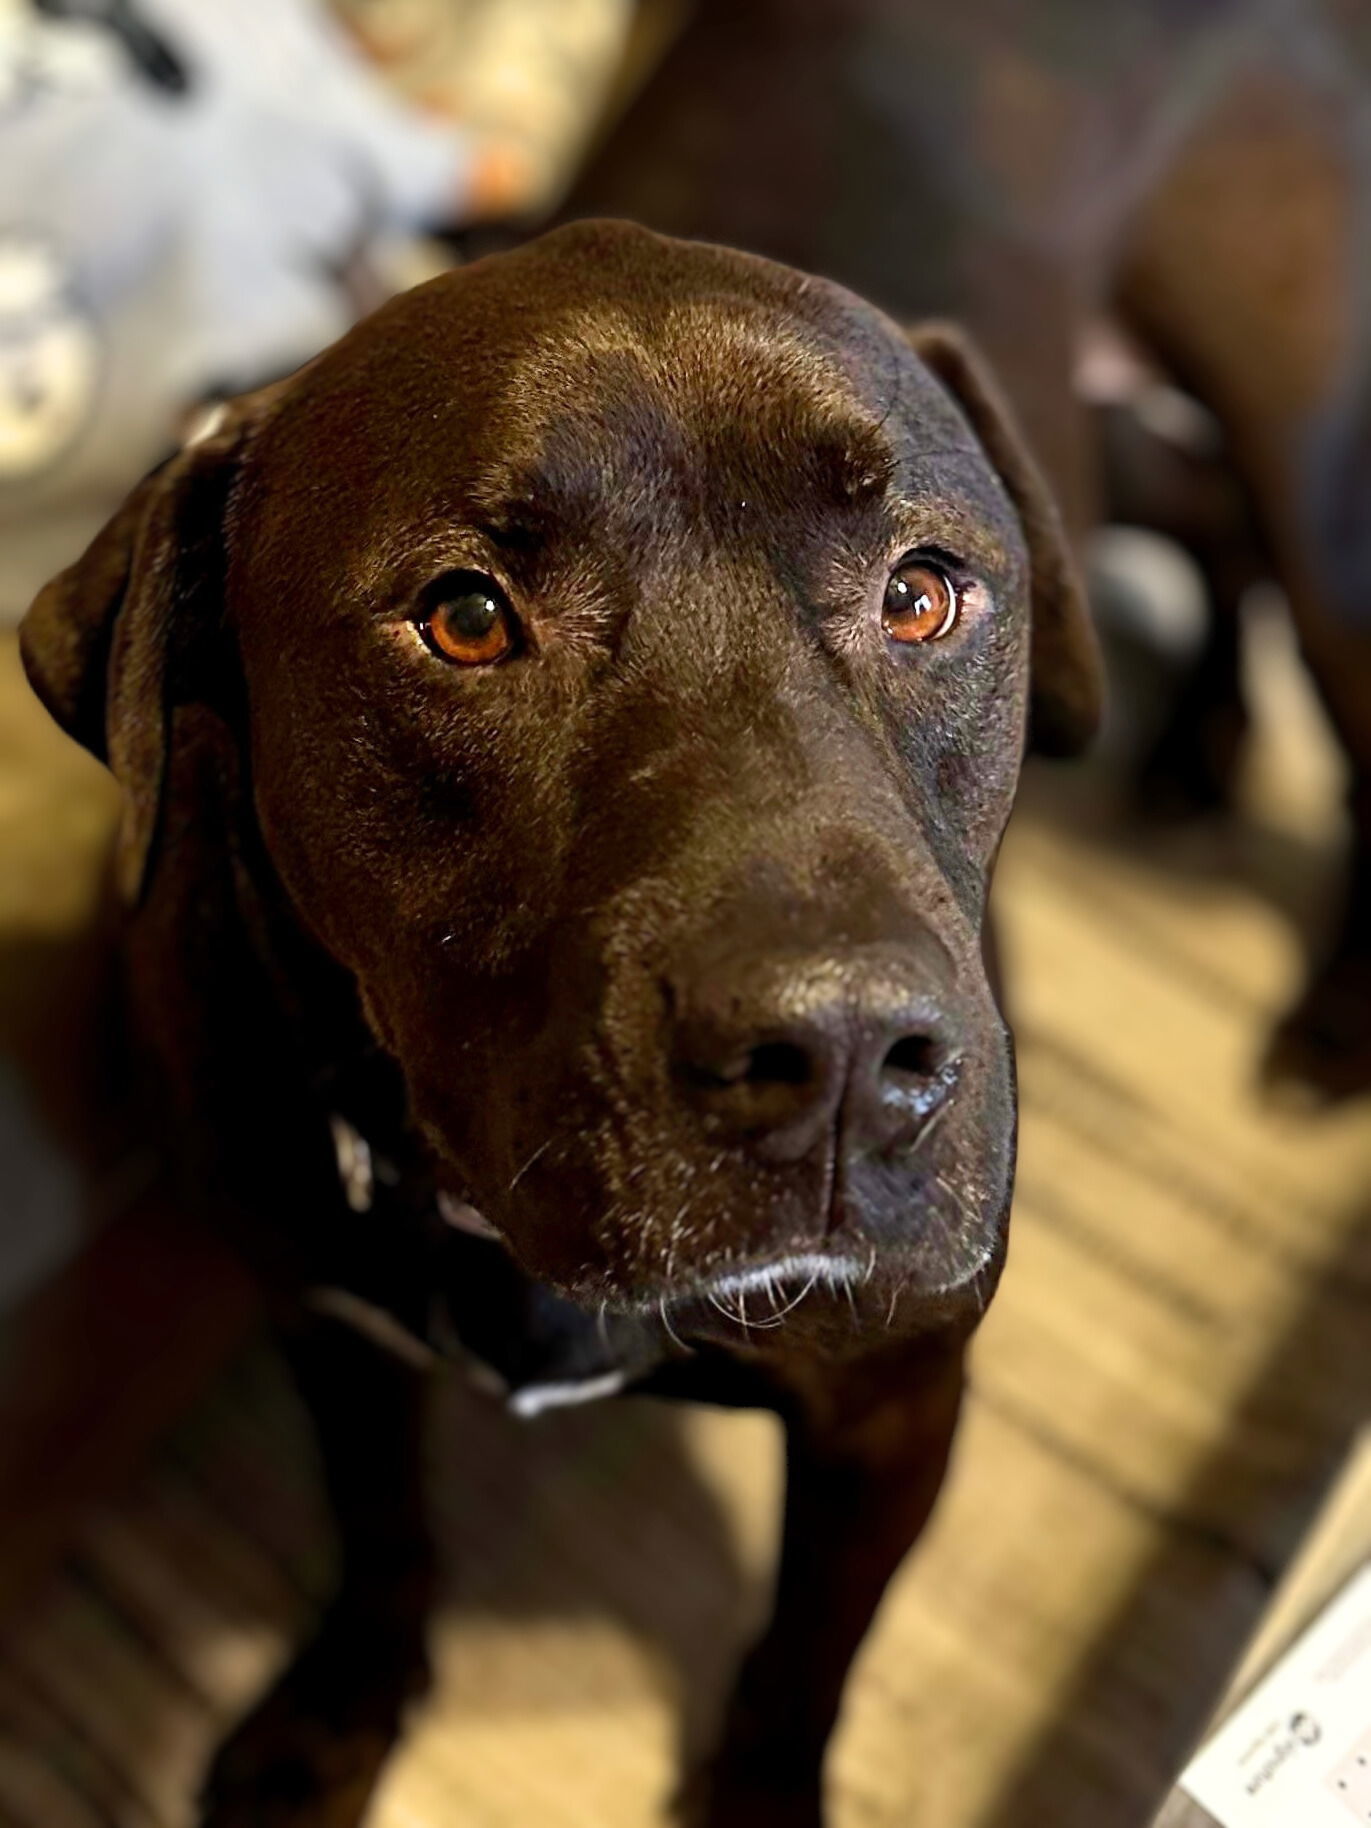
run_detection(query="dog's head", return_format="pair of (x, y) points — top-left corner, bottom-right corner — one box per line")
(22, 222), (1099, 1343)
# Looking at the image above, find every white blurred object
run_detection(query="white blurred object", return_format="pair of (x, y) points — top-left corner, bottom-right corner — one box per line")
(0, 233), (100, 480)
(332, 0), (636, 213)
(1088, 525), (1209, 661)
(1086, 525), (1211, 767)
(1076, 316), (1223, 459)
(0, 0), (477, 628)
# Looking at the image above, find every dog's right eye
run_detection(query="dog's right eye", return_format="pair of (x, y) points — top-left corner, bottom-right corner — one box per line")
(417, 571), (518, 666)
(882, 559), (959, 645)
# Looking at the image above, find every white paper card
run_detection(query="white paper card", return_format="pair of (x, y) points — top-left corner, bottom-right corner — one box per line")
(1180, 1561), (1371, 1826)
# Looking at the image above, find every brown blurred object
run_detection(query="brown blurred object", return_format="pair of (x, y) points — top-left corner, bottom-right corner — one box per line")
(1115, 67), (1371, 1098)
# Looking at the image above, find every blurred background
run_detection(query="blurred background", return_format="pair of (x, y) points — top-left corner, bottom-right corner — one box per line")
(5, 2), (1371, 1825)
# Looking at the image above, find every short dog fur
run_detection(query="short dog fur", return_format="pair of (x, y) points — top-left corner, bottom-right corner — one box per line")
(21, 222), (1099, 1827)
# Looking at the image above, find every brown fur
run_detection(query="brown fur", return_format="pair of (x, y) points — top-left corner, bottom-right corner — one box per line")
(21, 222), (1097, 1825)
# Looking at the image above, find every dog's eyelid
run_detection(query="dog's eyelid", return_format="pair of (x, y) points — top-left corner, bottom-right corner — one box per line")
(369, 540), (509, 608)
(400, 557), (524, 618)
(883, 482), (1015, 569)
(893, 541), (972, 580)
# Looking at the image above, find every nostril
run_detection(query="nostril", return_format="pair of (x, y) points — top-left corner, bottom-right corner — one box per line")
(882, 1033), (943, 1081)
(866, 1026), (960, 1155)
(677, 1028), (833, 1159)
(684, 1038), (816, 1091)
(745, 1040), (814, 1087)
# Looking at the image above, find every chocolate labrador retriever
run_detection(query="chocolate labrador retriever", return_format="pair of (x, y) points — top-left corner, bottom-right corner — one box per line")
(21, 221), (1098, 1827)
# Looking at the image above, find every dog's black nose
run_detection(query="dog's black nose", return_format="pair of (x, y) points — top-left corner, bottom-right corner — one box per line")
(672, 949), (959, 1164)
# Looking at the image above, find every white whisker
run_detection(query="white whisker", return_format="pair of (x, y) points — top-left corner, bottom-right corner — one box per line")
(708, 1252), (864, 1303)
(624, 1251), (866, 1326)
(658, 1294), (687, 1353)
(508, 1135), (554, 1193)
(908, 1096), (954, 1158)
(763, 1265), (822, 1323)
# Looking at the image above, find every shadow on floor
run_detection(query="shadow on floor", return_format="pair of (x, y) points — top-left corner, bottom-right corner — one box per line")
(978, 1186), (1371, 1828)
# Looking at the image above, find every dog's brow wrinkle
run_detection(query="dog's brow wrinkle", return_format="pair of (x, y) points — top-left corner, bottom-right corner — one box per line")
(814, 425), (895, 505)
(481, 511), (544, 552)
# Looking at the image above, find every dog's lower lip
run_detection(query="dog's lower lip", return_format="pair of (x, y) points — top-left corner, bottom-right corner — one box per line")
(647, 1250), (868, 1319)
(705, 1252), (865, 1298)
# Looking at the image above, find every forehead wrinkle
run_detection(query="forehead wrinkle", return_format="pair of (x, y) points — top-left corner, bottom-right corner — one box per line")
(652, 297), (906, 494)
(464, 332), (686, 538)
(480, 298), (912, 522)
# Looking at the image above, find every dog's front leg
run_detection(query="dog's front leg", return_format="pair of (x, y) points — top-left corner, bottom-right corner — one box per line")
(684, 1333), (967, 1828)
(200, 1318), (434, 1828)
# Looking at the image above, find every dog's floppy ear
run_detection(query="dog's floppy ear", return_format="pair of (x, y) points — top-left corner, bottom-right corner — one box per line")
(907, 323), (1102, 756)
(20, 391), (275, 904)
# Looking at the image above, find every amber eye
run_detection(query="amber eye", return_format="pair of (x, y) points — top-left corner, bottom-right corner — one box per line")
(882, 560), (959, 644)
(419, 572), (517, 666)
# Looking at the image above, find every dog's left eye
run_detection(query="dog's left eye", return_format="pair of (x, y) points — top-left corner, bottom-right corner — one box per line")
(418, 572), (518, 666)
(882, 559), (959, 645)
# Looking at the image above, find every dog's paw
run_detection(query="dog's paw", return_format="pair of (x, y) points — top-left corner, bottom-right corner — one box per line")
(198, 1618), (426, 1828)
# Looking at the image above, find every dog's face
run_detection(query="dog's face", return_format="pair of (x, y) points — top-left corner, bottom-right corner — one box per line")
(22, 223), (1098, 1344)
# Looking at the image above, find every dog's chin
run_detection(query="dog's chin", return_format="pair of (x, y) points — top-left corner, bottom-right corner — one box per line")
(535, 1209), (1008, 1350)
(654, 1232), (1003, 1341)
(435, 1142), (1009, 1338)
